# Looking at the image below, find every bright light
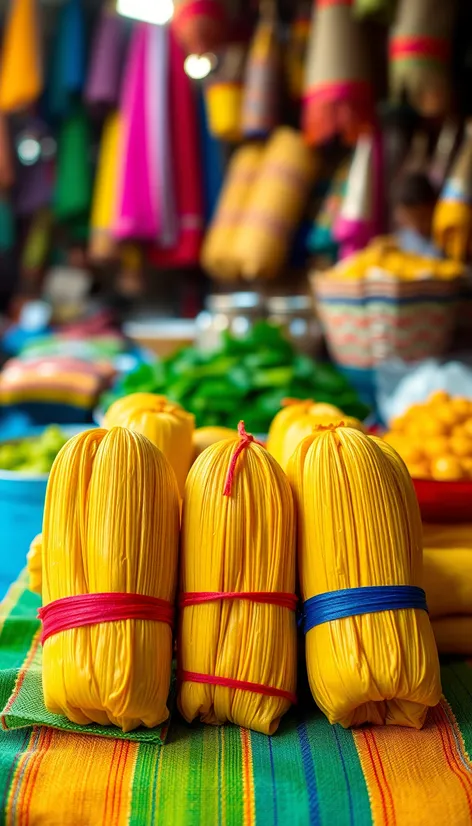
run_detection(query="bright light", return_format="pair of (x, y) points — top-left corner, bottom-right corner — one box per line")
(116, 0), (173, 25)
(17, 137), (41, 166)
(184, 53), (215, 80)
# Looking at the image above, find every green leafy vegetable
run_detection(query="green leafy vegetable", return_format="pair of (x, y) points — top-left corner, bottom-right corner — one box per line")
(0, 426), (69, 474)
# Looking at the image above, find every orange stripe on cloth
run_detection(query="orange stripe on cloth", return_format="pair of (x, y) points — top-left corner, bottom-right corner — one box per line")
(5, 727), (138, 826)
(353, 700), (472, 826)
(240, 727), (256, 826)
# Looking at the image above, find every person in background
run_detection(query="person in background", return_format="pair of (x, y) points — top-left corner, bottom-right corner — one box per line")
(392, 172), (442, 258)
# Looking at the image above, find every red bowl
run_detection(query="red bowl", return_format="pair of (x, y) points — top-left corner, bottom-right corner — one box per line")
(412, 477), (472, 523)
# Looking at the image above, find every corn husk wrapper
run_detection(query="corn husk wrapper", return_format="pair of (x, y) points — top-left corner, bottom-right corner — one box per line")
(103, 393), (194, 497)
(289, 427), (442, 728)
(172, 0), (227, 55)
(179, 427), (297, 734)
(302, 0), (374, 147)
(200, 142), (265, 280)
(27, 533), (42, 596)
(433, 126), (472, 262)
(241, 11), (280, 139)
(232, 127), (318, 280)
(204, 44), (246, 142)
(389, 0), (455, 117)
(89, 112), (121, 263)
(0, 0), (42, 112)
(267, 399), (342, 464)
(193, 426), (238, 461)
(42, 427), (180, 732)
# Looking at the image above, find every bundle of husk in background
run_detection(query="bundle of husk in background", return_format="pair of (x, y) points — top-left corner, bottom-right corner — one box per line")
(433, 123), (472, 262)
(103, 393), (194, 497)
(41, 427), (180, 731)
(27, 533), (42, 596)
(389, 0), (456, 118)
(204, 43), (246, 142)
(232, 127), (318, 280)
(200, 142), (265, 280)
(266, 399), (364, 471)
(241, 2), (280, 139)
(289, 426), (442, 728)
(179, 424), (297, 734)
(172, 0), (227, 55)
(192, 426), (238, 461)
(302, 0), (374, 147)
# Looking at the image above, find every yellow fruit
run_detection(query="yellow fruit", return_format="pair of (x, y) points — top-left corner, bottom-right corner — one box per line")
(431, 456), (464, 481)
(428, 390), (450, 405)
(460, 457), (472, 478)
(449, 436), (472, 458)
(462, 419), (472, 438)
(422, 437), (450, 459)
(416, 417), (448, 437)
(405, 461), (430, 479)
(433, 404), (460, 430)
(449, 398), (472, 421)
(390, 415), (408, 432)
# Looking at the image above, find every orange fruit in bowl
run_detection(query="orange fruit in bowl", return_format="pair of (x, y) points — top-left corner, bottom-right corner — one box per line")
(422, 437), (450, 459)
(449, 398), (472, 421)
(405, 461), (430, 479)
(462, 419), (472, 438)
(433, 404), (461, 429)
(428, 390), (450, 405)
(409, 416), (446, 438)
(449, 435), (472, 458)
(460, 457), (472, 478)
(430, 455), (464, 481)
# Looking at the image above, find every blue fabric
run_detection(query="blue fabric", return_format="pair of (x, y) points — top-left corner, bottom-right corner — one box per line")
(198, 90), (224, 224)
(303, 585), (428, 633)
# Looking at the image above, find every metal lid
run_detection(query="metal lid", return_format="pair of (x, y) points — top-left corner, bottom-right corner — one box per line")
(266, 295), (313, 313)
(206, 292), (264, 313)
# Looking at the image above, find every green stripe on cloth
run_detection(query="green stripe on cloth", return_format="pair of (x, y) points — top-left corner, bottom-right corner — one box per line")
(440, 661), (472, 757)
(0, 577), (170, 744)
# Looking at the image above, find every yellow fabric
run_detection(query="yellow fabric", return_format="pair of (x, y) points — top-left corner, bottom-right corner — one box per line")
(192, 427), (238, 462)
(27, 533), (42, 596)
(0, 0), (42, 112)
(179, 433), (297, 734)
(42, 427), (180, 732)
(433, 199), (472, 262)
(201, 143), (265, 280)
(205, 83), (243, 143)
(103, 393), (194, 497)
(89, 112), (121, 262)
(233, 128), (319, 280)
(289, 426), (442, 728)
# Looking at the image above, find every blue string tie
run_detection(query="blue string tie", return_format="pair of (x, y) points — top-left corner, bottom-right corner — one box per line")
(302, 585), (428, 634)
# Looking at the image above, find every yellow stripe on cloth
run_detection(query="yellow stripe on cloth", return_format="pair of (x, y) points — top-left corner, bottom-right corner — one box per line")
(354, 700), (472, 826)
(6, 728), (138, 826)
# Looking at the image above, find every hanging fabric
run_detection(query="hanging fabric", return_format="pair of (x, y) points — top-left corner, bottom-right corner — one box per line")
(89, 112), (121, 263)
(21, 209), (53, 274)
(204, 43), (246, 142)
(0, 115), (15, 191)
(14, 119), (54, 217)
(389, 0), (455, 118)
(0, 198), (15, 253)
(334, 132), (379, 258)
(197, 89), (225, 224)
(307, 159), (350, 257)
(241, 2), (280, 139)
(433, 123), (472, 262)
(84, 4), (127, 111)
(53, 105), (92, 224)
(149, 29), (204, 268)
(172, 0), (227, 55)
(48, 0), (85, 120)
(302, 0), (374, 147)
(0, 0), (43, 112)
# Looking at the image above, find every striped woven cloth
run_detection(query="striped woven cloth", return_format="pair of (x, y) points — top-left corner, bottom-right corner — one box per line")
(0, 574), (472, 825)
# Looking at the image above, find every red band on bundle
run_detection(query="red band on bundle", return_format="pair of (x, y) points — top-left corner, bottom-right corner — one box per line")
(223, 421), (264, 497)
(180, 591), (298, 610)
(317, 0), (353, 6)
(38, 593), (174, 645)
(179, 670), (297, 705)
(390, 36), (450, 62)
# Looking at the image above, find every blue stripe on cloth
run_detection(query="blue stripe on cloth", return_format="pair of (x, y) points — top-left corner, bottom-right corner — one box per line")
(303, 585), (428, 633)
(297, 722), (320, 825)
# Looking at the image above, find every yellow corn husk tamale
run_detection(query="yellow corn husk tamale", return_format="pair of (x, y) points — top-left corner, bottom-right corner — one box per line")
(192, 426), (238, 461)
(179, 425), (297, 734)
(27, 533), (42, 596)
(289, 426), (441, 729)
(103, 393), (194, 497)
(41, 427), (180, 732)
(266, 399), (363, 471)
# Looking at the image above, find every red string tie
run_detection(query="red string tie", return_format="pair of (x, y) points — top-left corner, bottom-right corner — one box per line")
(38, 593), (174, 645)
(223, 421), (263, 497)
(179, 671), (297, 706)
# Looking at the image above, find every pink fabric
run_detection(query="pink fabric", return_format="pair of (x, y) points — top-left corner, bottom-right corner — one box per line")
(334, 216), (374, 258)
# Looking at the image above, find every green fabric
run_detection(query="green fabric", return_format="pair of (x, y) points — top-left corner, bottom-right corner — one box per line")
(0, 581), (169, 745)
(53, 105), (92, 223)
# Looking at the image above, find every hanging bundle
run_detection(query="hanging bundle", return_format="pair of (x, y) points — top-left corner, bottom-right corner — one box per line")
(433, 123), (472, 262)
(0, 0), (43, 113)
(48, 0), (85, 120)
(200, 142), (265, 280)
(178, 423), (297, 733)
(285, 0), (311, 102)
(232, 127), (318, 280)
(103, 393), (194, 497)
(267, 399), (363, 471)
(27, 533), (42, 596)
(172, 0), (227, 56)
(428, 120), (461, 192)
(40, 427), (180, 731)
(302, 0), (374, 147)
(84, 5), (127, 111)
(241, 3), (280, 139)
(334, 132), (378, 259)
(289, 426), (442, 728)
(389, 0), (455, 118)
(204, 43), (246, 143)
(89, 112), (121, 263)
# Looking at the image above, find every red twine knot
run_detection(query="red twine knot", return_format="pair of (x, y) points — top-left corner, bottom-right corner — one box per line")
(223, 421), (261, 497)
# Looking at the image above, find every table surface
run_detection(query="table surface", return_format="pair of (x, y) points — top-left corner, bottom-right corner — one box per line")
(0, 579), (472, 826)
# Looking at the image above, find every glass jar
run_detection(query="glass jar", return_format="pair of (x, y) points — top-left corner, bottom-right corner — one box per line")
(266, 294), (323, 356)
(195, 292), (265, 352)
